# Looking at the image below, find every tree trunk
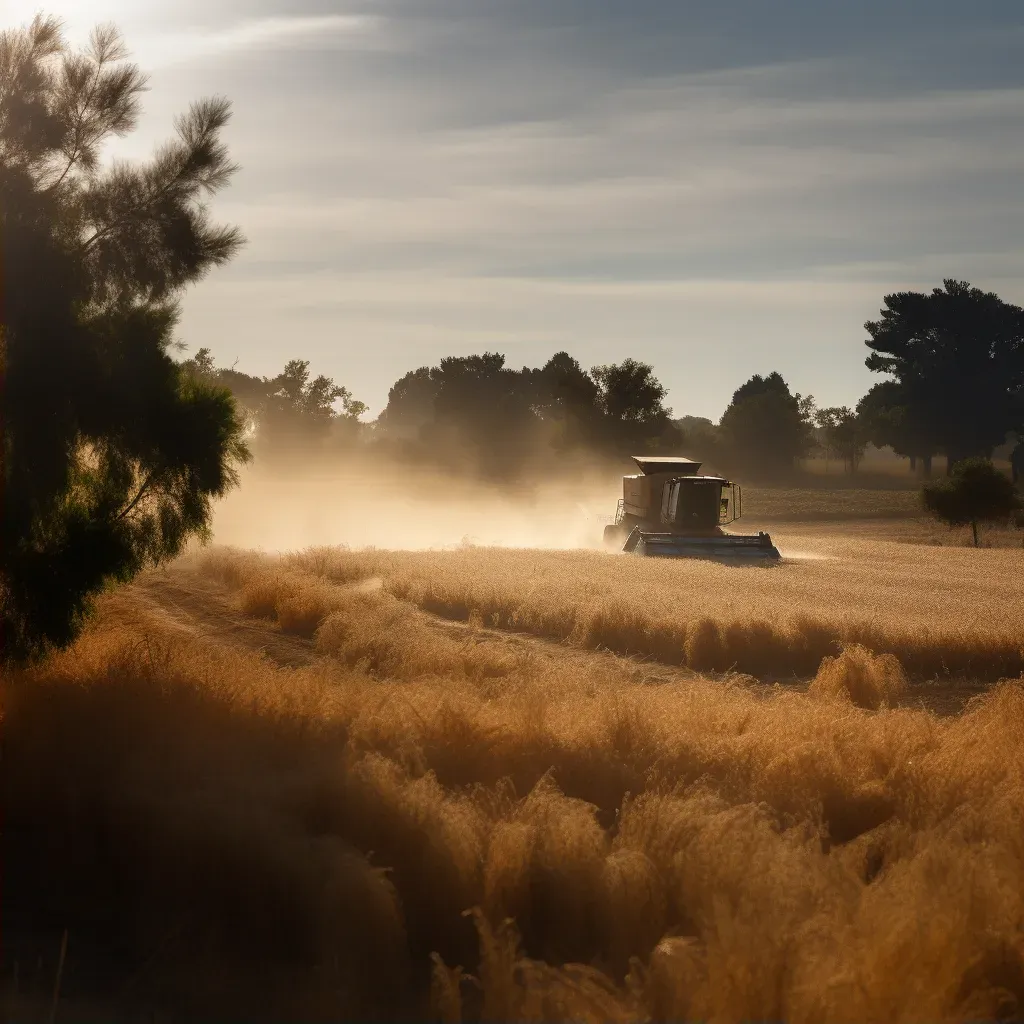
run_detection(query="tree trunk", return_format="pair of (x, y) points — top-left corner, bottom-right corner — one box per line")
(909, 455), (917, 473)
(921, 454), (932, 478)
(946, 448), (985, 475)
(972, 520), (979, 547)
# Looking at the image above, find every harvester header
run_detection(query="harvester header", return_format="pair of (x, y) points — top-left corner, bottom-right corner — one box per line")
(604, 456), (780, 562)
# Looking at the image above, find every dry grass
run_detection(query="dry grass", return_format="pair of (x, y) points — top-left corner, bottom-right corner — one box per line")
(740, 487), (1024, 547)
(742, 486), (924, 520)
(808, 646), (910, 710)
(200, 537), (1024, 682)
(5, 540), (1024, 1021)
(757, 515), (1024, 551)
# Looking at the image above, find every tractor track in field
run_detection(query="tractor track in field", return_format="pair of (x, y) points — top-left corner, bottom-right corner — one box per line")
(131, 569), (317, 669)
(130, 564), (991, 716)
(130, 565), (711, 690)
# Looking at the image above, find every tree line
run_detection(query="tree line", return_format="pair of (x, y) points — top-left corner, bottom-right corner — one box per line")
(188, 348), (681, 476)
(183, 349), (367, 459)
(191, 279), (1024, 482)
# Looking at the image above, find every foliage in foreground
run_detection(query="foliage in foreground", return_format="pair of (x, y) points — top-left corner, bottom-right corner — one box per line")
(0, 17), (247, 660)
(4, 564), (1024, 1022)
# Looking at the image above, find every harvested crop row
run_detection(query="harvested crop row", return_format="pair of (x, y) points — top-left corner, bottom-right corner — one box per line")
(200, 541), (1024, 681)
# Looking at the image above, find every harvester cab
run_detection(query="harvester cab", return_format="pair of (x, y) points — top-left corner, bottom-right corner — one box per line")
(603, 457), (780, 562)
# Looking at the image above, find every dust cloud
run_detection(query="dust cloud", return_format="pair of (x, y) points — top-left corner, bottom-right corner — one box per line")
(210, 457), (622, 553)
(777, 548), (835, 562)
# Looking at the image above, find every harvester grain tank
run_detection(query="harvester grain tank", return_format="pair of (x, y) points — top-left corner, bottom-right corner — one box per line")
(603, 456), (780, 561)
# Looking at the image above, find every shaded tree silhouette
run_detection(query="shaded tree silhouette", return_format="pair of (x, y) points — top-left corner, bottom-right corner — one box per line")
(864, 280), (1024, 472)
(815, 406), (866, 474)
(856, 380), (938, 476)
(922, 458), (1021, 547)
(428, 354), (540, 475)
(529, 352), (602, 450)
(719, 372), (815, 478)
(1, 16), (248, 659)
(184, 350), (366, 452)
(376, 352), (676, 473)
(590, 358), (677, 452)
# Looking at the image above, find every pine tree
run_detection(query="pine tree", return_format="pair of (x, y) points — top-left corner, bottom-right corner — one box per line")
(1, 16), (248, 659)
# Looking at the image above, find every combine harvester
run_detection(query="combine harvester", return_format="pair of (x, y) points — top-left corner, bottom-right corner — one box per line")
(602, 456), (781, 562)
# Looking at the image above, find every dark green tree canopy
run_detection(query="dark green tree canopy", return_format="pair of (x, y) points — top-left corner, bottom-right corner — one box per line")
(591, 358), (668, 425)
(864, 280), (1024, 467)
(1, 16), (248, 660)
(377, 354), (540, 474)
(431, 353), (530, 428)
(538, 352), (600, 412)
(856, 380), (937, 472)
(427, 353), (541, 473)
(589, 357), (676, 453)
(815, 406), (866, 473)
(718, 372), (814, 478)
(183, 349), (367, 454)
(728, 371), (792, 406)
(922, 458), (1021, 547)
(527, 352), (603, 451)
(375, 351), (676, 472)
(378, 366), (438, 440)
(673, 415), (720, 462)
(266, 359), (365, 429)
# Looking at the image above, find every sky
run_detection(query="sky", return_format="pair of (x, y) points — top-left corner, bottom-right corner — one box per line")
(6, 0), (1024, 421)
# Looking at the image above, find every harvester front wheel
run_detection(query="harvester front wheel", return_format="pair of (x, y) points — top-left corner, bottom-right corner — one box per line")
(603, 525), (626, 551)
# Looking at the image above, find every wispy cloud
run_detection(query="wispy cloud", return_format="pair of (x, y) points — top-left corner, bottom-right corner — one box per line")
(139, 15), (384, 68)
(38, 0), (1022, 418)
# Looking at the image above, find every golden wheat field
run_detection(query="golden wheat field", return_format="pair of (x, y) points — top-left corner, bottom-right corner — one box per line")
(4, 516), (1024, 1022)
(209, 532), (1024, 682)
